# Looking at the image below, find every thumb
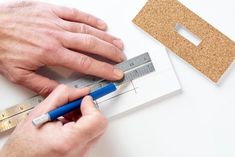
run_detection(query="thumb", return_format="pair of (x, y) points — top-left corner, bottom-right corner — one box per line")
(72, 96), (108, 143)
(20, 72), (58, 96)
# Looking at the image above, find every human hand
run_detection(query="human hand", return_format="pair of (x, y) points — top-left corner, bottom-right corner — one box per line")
(0, 85), (108, 157)
(0, 1), (125, 96)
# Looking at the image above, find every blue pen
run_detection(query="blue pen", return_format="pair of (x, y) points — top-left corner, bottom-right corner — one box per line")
(32, 83), (117, 127)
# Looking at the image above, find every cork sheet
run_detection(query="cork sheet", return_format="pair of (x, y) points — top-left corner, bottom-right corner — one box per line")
(133, 0), (235, 83)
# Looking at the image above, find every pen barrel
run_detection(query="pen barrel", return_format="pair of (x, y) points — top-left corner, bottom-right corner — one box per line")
(48, 83), (117, 121)
(90, 83), (116, 100)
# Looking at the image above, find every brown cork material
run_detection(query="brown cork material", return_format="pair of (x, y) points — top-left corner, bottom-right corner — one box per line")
(133, 0), (235, 83)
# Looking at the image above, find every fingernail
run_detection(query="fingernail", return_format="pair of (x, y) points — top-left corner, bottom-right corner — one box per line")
(113, 68), (124, 79)
(113, 39), (124, 50)
(97, 19), (107, 30)
(85, 95), (93, 102)
(85, 96), (98, 109)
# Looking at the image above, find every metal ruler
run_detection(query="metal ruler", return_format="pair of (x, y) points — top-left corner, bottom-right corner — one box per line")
(0, 52), (155, 133)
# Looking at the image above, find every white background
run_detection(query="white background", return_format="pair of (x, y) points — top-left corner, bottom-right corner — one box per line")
(0, 0), (235, 157)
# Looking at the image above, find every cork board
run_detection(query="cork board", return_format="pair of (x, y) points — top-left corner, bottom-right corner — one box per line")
(133, 0), (235, 83)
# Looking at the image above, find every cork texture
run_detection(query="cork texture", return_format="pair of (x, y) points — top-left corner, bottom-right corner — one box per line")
(133, 0), (235, 83)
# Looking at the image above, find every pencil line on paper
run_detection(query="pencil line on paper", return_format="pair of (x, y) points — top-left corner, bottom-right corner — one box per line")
(131, 81), (137, 94)
(98, 87), (139, 104)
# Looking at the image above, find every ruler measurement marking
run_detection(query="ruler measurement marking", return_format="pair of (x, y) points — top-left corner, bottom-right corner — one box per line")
(0, 110), (31, 132)
(0, 96), (43, 121)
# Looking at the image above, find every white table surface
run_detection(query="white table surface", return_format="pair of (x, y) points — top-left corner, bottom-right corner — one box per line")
(0, 0), (235, 157)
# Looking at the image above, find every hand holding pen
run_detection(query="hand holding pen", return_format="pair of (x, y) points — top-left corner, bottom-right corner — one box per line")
(32, 83), (117, 126)
(1, 85), (108, 157)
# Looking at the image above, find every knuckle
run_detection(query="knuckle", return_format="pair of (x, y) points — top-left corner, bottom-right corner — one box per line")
(38, 85), (55, 96)
(43, 29), (60, 38)
(52, 142), (72, 155)
(64, 22), (76, 32)
(85, 14), (91, 22)
(85, 14), (95, 24)
(70, 8), (78, 18)
(40, 41), (61, 56)
(42, 45), (54, 53)
(56, 84), (69, 92)
(79, 24), (89, 34)
(39, 41), (62, 65)
(8, 70), (25, 84)
(83, 35), (96, 49)
(78, 56), (92, 70)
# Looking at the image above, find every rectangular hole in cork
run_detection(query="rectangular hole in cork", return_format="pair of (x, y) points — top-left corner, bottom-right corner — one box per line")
(176, 23), (202, 46)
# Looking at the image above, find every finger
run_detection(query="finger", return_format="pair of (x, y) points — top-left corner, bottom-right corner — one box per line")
(61, 22), (124, 50)
(54, 48), (124, 81)
(52, 6), (107, 30)
(80, 96), (99, 116)
(16, 71), (58, 96)
(73, 96), (108, 142)
(30, 85), (90, 118)
(60, 32), (125, 62)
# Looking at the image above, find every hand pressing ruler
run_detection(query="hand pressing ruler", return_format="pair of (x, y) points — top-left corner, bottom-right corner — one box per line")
(0, 52), (155, 133)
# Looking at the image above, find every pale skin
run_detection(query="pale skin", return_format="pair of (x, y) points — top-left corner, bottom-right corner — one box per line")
(0, 1), (125, 156)
(0, 1), (125, 96)
(1, 85), (108, 157)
